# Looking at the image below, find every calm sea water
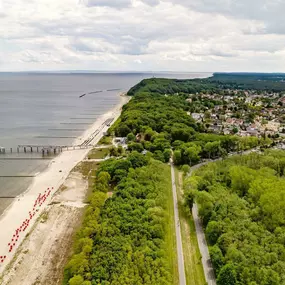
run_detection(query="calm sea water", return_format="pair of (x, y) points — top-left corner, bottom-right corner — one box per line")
(0, 72), (211, 214)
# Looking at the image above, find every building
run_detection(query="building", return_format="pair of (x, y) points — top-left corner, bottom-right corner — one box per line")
(191, 113), (204, 121)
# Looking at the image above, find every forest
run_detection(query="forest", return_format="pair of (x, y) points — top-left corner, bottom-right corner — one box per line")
(127, 73), (285, 96)
(64, 156), (175, 285)
(211, 73), (285, 91)
(185, 150), (285, 285)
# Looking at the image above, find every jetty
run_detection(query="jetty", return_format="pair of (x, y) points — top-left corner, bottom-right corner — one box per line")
(107, 88), (121, 91)
(78, 88), (121, 98)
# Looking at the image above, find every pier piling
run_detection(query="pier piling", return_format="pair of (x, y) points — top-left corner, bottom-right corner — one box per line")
(0, 143), (94, 155)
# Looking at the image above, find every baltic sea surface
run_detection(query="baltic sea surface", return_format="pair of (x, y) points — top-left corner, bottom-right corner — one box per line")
(0, 72), (210, 215)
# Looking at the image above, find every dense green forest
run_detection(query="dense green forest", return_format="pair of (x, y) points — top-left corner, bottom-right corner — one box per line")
(64, 156), (176, 285)
(185, 150), (285, 285)
(211, 73), (285, 91)
(127, 78), (219, 96)
(127, 73), (285, 96)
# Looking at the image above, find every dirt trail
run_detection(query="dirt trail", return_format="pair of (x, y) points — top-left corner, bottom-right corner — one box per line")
(1, 172), (87, 285)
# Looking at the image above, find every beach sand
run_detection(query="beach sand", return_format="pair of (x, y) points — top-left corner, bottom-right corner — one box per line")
(0, 171), (87, 285)
(0, 93), (129, 277)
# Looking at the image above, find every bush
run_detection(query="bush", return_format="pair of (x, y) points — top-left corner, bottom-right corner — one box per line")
(181, 165), (190, 175)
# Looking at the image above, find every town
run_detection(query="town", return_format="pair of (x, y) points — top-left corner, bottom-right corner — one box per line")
(187, 89), (285, 138)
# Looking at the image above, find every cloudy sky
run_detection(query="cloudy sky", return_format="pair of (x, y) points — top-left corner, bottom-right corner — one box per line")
(0, 0), (284, 72)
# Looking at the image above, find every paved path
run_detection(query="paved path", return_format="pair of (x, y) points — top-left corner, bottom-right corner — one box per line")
(170, 162), (186, 285)
(188, 161), (217, 285)
(192, 204), (216, 285)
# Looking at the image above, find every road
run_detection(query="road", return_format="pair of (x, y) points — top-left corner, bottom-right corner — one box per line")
(192, 204), (216, 285)
(189, 161), (217, 285)
(170, 162), (186, 285)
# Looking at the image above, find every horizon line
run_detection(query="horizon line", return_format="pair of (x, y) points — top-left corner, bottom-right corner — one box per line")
(0, 70), (283, 74)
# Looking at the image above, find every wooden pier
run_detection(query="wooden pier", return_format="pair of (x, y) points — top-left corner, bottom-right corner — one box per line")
(63, 121), (96, 124)
(0, 144), (92, 155)
(0, 196), (17, 199)
(48, 128), (85, 131)
(0, 175), (35, 178)
(0, 117), (114, 155)
(0, 157), (53, 160)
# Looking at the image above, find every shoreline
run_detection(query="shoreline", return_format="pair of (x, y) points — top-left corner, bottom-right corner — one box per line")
(0, 92), (130, 275)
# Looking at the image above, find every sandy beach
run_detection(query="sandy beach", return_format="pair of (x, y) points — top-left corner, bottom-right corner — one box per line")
(0, 93), (129, 277)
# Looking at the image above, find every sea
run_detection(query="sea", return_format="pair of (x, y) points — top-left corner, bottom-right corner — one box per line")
(0, 72), (211, 215)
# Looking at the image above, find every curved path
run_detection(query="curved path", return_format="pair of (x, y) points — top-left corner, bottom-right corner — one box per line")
(192, 203), (216, 285)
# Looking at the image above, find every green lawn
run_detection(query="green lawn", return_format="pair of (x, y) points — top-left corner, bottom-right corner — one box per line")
(174, 168), (206, 285)
(165, 165), (179, 285)
(87, 148), (109, 159)
(74, 161), (100, 177)
(97, 135), (113, 145)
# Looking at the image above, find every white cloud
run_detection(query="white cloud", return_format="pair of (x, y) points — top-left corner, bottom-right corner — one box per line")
(85, 0), (132, 8)
(0, 0), (284, 71)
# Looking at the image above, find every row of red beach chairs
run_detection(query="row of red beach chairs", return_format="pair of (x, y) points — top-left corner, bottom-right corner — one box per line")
(0, 187), (54, 264)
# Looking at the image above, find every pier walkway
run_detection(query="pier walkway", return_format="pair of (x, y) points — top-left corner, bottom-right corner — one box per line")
(0, 118), (114, 156)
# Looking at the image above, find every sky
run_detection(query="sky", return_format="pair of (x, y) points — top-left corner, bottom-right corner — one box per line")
(0, 0), (285, 72)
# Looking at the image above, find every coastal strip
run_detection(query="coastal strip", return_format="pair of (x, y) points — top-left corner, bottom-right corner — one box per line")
(0, 93), (130, 276)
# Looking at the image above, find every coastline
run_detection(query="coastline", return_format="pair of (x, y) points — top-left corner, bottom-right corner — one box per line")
(0, 92), (130, 275)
